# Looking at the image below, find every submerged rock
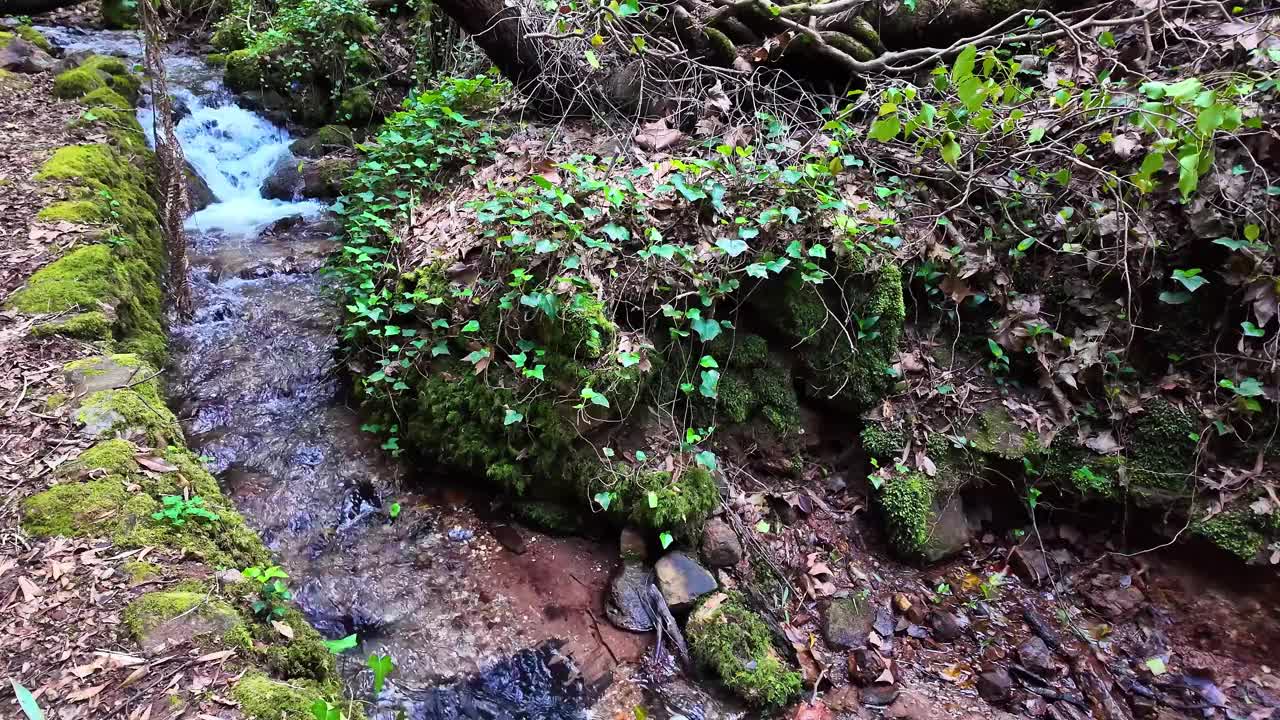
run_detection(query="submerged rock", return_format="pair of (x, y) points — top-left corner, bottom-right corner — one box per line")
(654, 551), (717, 611)
(605, 562), (654, 632)
(261, 153), (303, 201)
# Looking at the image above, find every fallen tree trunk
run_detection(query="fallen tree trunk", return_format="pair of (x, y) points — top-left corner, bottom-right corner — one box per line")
(0, 0), (85, 15)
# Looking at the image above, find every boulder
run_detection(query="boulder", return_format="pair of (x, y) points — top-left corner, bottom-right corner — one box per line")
(928, 610), (963, 642)
(290, 124), (354, 158)
(186, 162), (215, 211)
(654, 551), (717, 611)
(822, 595), (875, 649)
(605, 562), (654, 632)
(1011, 547), (1051, 585)
(300, 156), (355, 200)
(921, 495), (974, 562)
(1017, 636), (1055, 676)
(700, 518), (743, 567)
(261, 153), (303, 201)
(0, 38), (55, 74)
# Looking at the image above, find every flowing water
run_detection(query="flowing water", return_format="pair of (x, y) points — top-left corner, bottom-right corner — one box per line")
(35, 27), (671, 719)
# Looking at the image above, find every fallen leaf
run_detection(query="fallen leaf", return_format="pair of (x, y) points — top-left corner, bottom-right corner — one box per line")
(135, 456), (179, 473)
(196, 649), (236, 663)
(271, 620), (295, 639)
(17, 576), (43, 601)
(67, 684), (106, 702)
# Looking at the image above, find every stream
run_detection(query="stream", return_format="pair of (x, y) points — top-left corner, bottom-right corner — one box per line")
(36, 26), (677, 720)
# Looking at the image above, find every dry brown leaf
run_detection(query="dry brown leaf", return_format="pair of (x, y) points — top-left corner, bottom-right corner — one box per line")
(17, 575), (43, 601)
(271, 620), (295, 639)
(196, 649), (236, 663)
(66, 684), (106, 701)
(135, 456), (179, 473)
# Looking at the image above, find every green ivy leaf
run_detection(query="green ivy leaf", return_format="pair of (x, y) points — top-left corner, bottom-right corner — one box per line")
(1170, 268), (1207, 292)
(699, 369), (720, 398)
(699, 355), (719, 368)
(324, 634), (359, 654)
(690, 316), (722, 342)
(1242, 321), (1266, 338)
(461, 320), (480, 333)
(867, 114), (901, 142)
(503, 408), (524, 425)
(716, 238), (749, 257)
(1158, 291), (1192, 304)
(695, 450), (717, 470)
(940, 138), (961, 165)
(659, 531), (674, 549)
(594, 491), (615, 510)
(744, 263), (768, 278)
(602, 223), (631, 242)
(648, 491), (659, 509)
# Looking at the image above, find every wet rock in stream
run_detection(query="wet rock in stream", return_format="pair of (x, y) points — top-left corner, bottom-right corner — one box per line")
(606, 563), (655, 632)
(388, 642), (588, 720)
(654, 551), (717, 611)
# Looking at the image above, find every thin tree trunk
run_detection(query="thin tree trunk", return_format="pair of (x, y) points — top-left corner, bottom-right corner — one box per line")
(429, 0), (543, 85)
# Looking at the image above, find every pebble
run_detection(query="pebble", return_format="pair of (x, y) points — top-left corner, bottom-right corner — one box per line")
(447, 527), (474, 542)
(700, 518), (743, 567)
(977, 666), (1013, 704)
(1017, 636), (1055, 676)
(860, 684), (900, 706)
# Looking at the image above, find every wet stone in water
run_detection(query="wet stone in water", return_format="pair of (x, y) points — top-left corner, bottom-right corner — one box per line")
(396, 642), (588, 720)
(605, 563), (655, 632)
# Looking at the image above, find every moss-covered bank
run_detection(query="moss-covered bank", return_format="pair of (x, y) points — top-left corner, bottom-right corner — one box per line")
(12, 50), (345, 715)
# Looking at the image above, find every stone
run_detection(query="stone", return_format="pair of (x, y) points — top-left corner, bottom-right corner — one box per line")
(977, 666), (1013, 704)
(885, 692), (941, 720)
(700, 518), (743, 567)
(619, 527), (647, 562)
(654, 551), (716, 611)
(488, 524), (526, 554)
(215, 569), (245, 586)
(1011, 547), (1052, 585)
(860, 684), (900, 706)
(0, 38), (55, 74)
(186, 162), (215, 211)
(261, 153), (303, 201)
(922, 495), (974, 562)
(300, 156), (355, 200)
(822, 595), (875, 649)
(848, 648), (888, 686)
(605, 562), (654, 632)
(928, 610), (963, 642)
(894, 592), (927, 624)
(1017, 636), (1055, 676)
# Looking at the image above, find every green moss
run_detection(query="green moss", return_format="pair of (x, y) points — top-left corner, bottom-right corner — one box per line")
(876, 470), (936, 558)
(718, 372), (757, 424)
(546, 294), (617, 360)
(31, 311), (113, 340)
(21, 480), (128, 537)
(54, 56), (140, 102)
(222, 48), (263, 91)
(45, 393), (67, 411)
(861, 422), (905, 459)
(338, 87), (374, 121)
(622, 467), (719, 537)
(1129, 399), (1196, 493)
(124, 590), (247, 647)
(687, 592), (802, 708)
(707, 332), (769, 369)
(72, 438), (140, 476)
(75, 384), (177, 446)
(752, 363), (801, 436)
(511, 500), (583, 533)
(761, 264), (904, 409)
(1193, 511), (1265, 560)
(256, 610), (336, 682)
(232, 673), (330, 720)
(968, 406), (1043, 460)
(13, 26), (53, 52)
(81, 86), (132, 111)
(123, 560), (161, 583)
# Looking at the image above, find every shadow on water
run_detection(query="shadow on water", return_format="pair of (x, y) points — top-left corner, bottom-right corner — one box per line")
(37, 26), (600, 718)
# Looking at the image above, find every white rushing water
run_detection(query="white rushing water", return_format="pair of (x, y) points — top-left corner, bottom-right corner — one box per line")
(142, 89), (326, 237)
(37, 25), (325, 237)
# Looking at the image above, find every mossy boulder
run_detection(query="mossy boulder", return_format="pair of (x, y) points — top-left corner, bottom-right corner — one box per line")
(687, 592), (803, 708)
(53, 55), (141, 102)
(22, 431), (269, 568)
(124, 590), (249, 652)
(1, 26), (52, 53)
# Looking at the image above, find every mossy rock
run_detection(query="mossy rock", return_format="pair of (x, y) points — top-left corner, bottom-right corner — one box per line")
(53, 56), (141, 103)
(232, 673), (343, 720)
(1, 26), (52, 52)
(254, 609), (336, 682)
(756, 264), (904, 410)
(620, 466), (720, 538)
(967, 406), (1043, 460)
(124, 590), (248, 651)
(22, 433), (269, 568)
(687, 592), (802, 708)
(875, 469), (937, 558)
(65, 354), (179, 444)
(290, 124), (355, 158)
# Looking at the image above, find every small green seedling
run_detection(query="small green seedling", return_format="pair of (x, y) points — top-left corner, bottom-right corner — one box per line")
(243, 565), (292, 619)
(152, 495), (219, 526)
(368, 653), (395, 695)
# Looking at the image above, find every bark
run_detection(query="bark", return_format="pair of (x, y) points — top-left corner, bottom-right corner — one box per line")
(1, 0), (85, 14)
(429, 0), (543, 86)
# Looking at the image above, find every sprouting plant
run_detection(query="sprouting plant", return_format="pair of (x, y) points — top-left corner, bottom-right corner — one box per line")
(243, 565), (292, 619)
(1026, 487), (1042, 511)
(152, 495), (220, 526)
(979, 572), (1005, 600)
(987, 338), (1009, 376)
(367, 653), (395, 695)
(388, 502), (401, 520)
(324, 634), (359, 654)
